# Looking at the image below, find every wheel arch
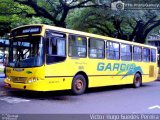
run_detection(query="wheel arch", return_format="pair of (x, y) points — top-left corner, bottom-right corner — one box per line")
(135, 71), (142, 81)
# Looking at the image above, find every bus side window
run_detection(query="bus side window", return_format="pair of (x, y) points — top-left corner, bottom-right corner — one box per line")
(143, 48), (150, 62)
(121, 44), (132, 61)
(68, 34), (87, 57)
(106, 41), (120, 60)
(89, 38), (105, 59)
(45, 31), (66, 64)
(133, 46), (142, 61)
(151, 48), (156, 62)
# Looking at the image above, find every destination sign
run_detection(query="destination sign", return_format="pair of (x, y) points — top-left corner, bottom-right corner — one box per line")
(22, 28), (40, 34)
(11, 26), (42, 37)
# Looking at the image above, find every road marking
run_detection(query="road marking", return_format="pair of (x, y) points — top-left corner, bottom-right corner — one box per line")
(148, 105), (160, 110)
(0, 97), (30, 103)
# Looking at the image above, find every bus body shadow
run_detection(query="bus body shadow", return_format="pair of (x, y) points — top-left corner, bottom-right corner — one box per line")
(4, 83), (150, 101)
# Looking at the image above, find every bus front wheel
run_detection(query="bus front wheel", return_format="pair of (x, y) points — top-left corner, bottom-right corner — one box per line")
(133, 73), (142, 88)
(72, 74), (87, 95)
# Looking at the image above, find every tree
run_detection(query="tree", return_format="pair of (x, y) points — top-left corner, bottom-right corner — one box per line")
(0, 0), (53, 36)
(13, 0), (102, 27)
(67, 6), (160, 43)
(1, 0), (160, 43)
(128, 13), (160, 43)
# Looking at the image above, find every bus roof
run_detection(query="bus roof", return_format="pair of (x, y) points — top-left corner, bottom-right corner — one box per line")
(11, 24), (157, 49)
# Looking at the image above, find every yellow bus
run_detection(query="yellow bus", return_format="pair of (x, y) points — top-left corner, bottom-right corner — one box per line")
(4, 24), (158, 95)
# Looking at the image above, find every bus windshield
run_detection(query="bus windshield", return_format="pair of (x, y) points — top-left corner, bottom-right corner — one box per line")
(8, 36), (44, 68)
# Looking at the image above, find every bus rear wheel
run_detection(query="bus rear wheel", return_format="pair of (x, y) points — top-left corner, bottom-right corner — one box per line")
(72, 74), (87, 95)
(133, 73), (142, 88)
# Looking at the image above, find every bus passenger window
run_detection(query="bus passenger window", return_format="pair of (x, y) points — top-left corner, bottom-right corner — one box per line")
(151, 49), (156, 62)
(69, 34), (87, 57)
(47, 37), (65, 56)
(133, 46), (142, 61)
(45, 31), (66, 64)
(106, 41), (120, 60)
(121, 44), (132, 61)
(89, 38), (104, 59)
(143, 48), (150, 62)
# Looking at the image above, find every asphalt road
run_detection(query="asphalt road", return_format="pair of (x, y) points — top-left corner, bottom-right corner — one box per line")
(0, 78), (160, 114)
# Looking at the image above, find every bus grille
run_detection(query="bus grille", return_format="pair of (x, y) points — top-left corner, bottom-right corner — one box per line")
(12, 77), (27, 83)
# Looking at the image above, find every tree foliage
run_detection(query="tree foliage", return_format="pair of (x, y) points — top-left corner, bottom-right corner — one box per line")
(0, 0), (160, 43)
(13, 0), (102, 27)
(68, 6), (160, 43)
(0, 0), (52, 36)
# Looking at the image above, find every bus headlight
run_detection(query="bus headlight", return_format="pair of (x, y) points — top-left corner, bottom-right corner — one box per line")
(6, 77), (11, 82)
(28, 77), (39, 84)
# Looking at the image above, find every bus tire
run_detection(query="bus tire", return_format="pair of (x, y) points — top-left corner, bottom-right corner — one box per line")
(133, 73), (142, 88)
(71, 74), (87, 95)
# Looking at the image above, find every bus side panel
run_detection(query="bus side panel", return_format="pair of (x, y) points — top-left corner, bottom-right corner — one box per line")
(44, 58), (85, 91)
(88, 76), (135, 87)
(87, 60), (135, 87)
(44, 58), (157, 91)
(41, 77), (72, 91)
(141, 62), (157, 83)
(87, 60), (157, 88)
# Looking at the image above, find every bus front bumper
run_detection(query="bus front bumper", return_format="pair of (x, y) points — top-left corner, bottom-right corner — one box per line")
(4, 78), (71, 91)
(4, 81), (47, 91)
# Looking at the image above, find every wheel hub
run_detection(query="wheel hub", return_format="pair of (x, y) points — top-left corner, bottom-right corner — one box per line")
(76, 79), (83, 90)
